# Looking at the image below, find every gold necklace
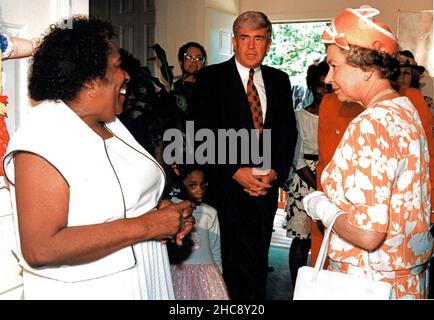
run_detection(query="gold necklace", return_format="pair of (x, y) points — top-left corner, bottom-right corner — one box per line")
(366, 88), (397, 109)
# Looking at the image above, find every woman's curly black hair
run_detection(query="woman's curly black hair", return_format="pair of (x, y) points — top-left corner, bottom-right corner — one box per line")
(29, 15), (114, 102)
(346, 45), (400, 82)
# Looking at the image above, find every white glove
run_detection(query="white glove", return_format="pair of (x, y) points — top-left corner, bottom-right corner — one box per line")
(302, 191), (342, 229)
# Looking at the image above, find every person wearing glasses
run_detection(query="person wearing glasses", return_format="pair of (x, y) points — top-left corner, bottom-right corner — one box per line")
(192, 11), (297, 299)
(174, 42), (207, 115)
(175, 42), (207, 87)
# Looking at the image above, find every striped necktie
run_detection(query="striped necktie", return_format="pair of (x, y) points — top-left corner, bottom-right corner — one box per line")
(247, 68), (263, 134)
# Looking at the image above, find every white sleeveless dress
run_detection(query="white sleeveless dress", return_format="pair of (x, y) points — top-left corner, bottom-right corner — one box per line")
(101, 135), (174, 300)
(17, 135), (174, 300)
(4, 101), (175, 299)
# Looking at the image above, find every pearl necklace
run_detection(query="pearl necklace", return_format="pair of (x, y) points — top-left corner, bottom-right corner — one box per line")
(366, 88), (397, 109)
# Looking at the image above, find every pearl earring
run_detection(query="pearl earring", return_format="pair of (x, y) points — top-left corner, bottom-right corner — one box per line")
(364, 76), (369, 81)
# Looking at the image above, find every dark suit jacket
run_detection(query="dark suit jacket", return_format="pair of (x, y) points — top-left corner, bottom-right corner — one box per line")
(191, 56), (297, 299)
(192, 56), (297, 189)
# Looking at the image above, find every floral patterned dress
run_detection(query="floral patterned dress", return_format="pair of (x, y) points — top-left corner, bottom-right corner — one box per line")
(285, 108), (318, 239)
(321, 96), (433, 299)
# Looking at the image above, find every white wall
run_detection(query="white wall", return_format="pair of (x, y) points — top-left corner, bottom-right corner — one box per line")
(205, 8), (237, 65)
(156, 0), (239, 76)
(206, 0), (240, 15)
(0, 0), (88, 300)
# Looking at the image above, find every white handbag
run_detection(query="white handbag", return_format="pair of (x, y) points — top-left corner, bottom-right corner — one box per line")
(293, 214), (392, 300)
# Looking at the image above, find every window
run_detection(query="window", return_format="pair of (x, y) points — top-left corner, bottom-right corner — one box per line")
(264, 21), (330, 109)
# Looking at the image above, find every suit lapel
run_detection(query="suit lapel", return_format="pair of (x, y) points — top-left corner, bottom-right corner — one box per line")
(261, 66), (273, 129)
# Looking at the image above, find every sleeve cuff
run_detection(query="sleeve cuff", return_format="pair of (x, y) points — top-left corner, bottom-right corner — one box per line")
(0, 34), (14, 59)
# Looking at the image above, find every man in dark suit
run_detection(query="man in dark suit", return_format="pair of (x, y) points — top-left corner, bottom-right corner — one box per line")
(192, 11), (297, 300)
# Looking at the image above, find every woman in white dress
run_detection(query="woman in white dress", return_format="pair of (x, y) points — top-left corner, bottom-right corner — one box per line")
(2, 16), (195, 300)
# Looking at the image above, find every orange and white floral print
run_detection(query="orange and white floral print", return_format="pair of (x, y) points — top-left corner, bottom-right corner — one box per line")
(321, 96), (433, 299)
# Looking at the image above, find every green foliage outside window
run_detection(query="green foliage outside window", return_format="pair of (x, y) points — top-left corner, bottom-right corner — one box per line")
(264, 22), (330, 77)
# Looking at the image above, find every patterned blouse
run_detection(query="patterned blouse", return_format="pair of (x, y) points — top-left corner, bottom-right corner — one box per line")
(321, 96), (433, 299)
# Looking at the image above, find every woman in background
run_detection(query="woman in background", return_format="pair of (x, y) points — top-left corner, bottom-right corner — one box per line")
(285, 61), (330, 286)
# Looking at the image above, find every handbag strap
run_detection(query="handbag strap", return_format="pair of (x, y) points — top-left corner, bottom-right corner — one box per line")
(312, 212), (376, 287)
(313, 212), (344, 276)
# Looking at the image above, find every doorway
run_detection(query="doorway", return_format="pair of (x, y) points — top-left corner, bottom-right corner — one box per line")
(89, 0), (156, 69)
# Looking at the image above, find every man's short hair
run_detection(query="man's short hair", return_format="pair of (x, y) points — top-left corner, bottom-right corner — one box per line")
(233, 11), (272, 40)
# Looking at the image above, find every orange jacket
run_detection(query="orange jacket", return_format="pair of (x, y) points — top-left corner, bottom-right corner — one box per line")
(316, 94), (364, 191)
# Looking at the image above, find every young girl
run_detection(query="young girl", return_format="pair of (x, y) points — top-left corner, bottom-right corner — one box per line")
(169, 164), (229, 300)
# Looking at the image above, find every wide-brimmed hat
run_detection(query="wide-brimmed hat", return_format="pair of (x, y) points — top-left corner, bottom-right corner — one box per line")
(321, 7), (398, 54)
(398, 50), (426, 74)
